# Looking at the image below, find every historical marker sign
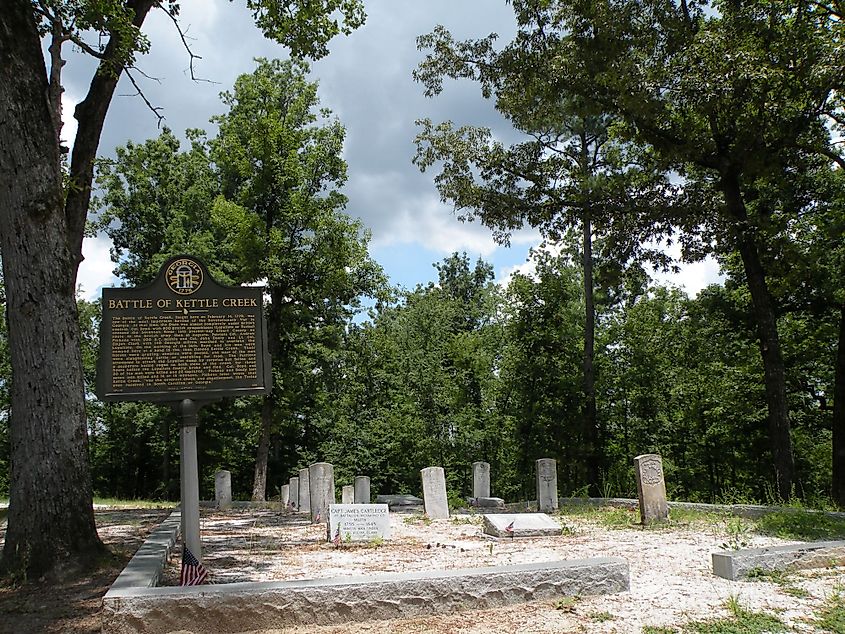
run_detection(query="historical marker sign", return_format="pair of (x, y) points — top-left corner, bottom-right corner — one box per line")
(96, 255), (272, 402)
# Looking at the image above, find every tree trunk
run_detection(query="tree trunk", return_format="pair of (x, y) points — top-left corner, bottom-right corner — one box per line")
(252, 290), (282, 501)
(582, 214), (599, 494)
(721, 173), (794, 500)
(0, 1), (105, 578)
(0, 0), (155, 579)
(832, 301), (845, 508)
(251, 396), (274, 502)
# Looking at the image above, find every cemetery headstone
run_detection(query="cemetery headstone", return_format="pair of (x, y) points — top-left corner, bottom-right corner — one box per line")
(309, 462), (335, 523)
(298, 468), (311, 514)
(342, 485), (355, 505)
(472, 461), (491, 499)
(420, 466), (450, 519)
(328, 504), (391, 543)
(634, 453), (669, 525)
(280, 484), (290, 508)
(354, 475), (371, 504)
(536, 458), (559, 512)
(289, 476), (299, 510)
(214, 470), (232, 511)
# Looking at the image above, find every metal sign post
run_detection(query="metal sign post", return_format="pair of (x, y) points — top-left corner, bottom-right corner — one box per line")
(178, 399), (202, 560)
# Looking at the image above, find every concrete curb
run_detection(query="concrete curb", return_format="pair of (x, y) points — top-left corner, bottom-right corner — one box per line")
(712, 540), (845, 580)
(107, 508), (181, 591)
(103, 557), (629, 633)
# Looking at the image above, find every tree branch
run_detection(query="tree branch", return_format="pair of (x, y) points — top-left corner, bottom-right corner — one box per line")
(64, 0), (157, 273)
(121, 68), (165, 126)
(161, 5), (219, 84)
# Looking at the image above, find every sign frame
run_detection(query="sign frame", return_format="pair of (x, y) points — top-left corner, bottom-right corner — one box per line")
(96, 255), (272, 402)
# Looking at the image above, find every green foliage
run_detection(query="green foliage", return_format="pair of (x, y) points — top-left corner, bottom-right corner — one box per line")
(588, 611), (614, 623)
(682, 597), (787, 633)
(745, 568), (809, 599)
(721, 517), (752, 551)
(814, 591), (845, 633)
(754, 510), (845, 542)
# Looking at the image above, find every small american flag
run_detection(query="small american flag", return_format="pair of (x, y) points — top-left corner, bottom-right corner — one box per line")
(180, 546), (209, 586)
(332, 523), (342, 546)
(505, 520), (515, 535)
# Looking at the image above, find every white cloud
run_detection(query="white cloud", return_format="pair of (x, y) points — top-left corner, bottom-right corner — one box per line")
(77, 236), (117, 300)
(494, 239), (723, 296)
(61, 90), (78, 151)
(651, 257), (723, 296)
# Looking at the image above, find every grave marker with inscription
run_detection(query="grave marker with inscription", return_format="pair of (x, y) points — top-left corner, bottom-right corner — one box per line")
(634, 453), (669, 524)
(536, 458), (559, 512)
(328, 504), (390, 542)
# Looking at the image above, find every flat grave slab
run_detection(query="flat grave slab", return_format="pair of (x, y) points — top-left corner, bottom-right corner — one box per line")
(375, 494), (424, 511)
(483, 513), (562, 538)
(329, 504), (390, 542)
(712, 540), (845, 580)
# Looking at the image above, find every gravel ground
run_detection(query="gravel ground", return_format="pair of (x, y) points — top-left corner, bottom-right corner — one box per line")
(159, 506), (845, 633)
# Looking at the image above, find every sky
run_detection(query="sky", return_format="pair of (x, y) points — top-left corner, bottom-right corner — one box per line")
(70, 0), (722, 301)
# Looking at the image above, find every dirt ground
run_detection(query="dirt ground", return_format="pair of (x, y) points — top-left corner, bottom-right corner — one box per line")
(2, 505), (844, 634)
(0, 507), (172, 634)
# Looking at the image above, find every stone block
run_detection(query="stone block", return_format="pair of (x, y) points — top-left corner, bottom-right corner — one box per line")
(712, 540), (845, 580)
(280, 484), (290, 508)
(342, 485), (355, 505)
(375, 494), (424, 511)
(103, 557), (629, 633)
(483, 513), (562, 538)
(474, 497), (505, 509)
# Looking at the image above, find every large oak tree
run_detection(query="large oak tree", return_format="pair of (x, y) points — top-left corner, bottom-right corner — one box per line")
(0, 0), (364, 579)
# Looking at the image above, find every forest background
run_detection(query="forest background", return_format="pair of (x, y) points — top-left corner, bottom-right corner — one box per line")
(2, 0), (845, 522)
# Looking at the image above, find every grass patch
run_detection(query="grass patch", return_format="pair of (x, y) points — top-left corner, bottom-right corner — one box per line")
(553, 595), (579, 612)
(682, 597), (788, 633)
(93, 498), (177, 509)
(597, 506), (639, 528)
(754, 510), (845, 541)
(588, 610), (614, 622)
(642, 627), (678, 634)
(814, 591), (845, 633)
(449, 515), (480, 526)
(667, 507), (725, 526)
(745, 567), (810, 599)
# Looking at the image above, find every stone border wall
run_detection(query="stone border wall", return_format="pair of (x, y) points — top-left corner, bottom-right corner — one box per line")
(712, 541), (845, 580)
(551, 497), (845, 521)
(107, 508), (181, 591)
(103, 557), (629, 633)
